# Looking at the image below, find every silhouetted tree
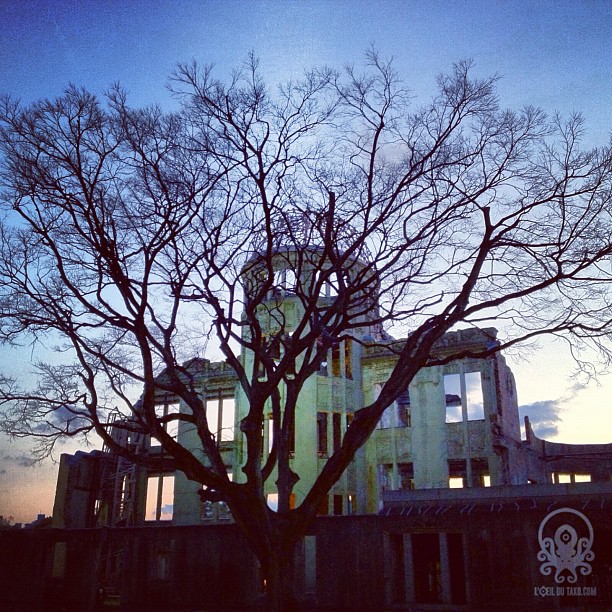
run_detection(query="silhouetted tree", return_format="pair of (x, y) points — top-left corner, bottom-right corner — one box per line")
(1, 52), (611, 609)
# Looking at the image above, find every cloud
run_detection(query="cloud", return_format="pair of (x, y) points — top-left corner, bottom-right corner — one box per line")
(159, 504), (174, 520)
(519, 399), (563, 438)
(46, 405), (91, 430)
(0, 454), (36, 468)
(519, 383), (586, 440)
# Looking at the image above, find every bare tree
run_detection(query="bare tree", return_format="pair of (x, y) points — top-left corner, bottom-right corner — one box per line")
(0, 52), (611, 608)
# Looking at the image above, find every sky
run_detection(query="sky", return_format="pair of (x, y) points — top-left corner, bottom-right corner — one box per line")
(0, 0), (610, 523)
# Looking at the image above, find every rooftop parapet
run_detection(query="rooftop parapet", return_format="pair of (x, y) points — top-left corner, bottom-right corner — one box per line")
(363, 327), (499, 361)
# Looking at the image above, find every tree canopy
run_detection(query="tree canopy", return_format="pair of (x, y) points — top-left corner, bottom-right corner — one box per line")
(0, 52), (611, 608)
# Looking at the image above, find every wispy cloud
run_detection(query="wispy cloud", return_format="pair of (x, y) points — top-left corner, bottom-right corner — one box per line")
(0, 454), (36, 468)
(519, 382), (587, 439)
(519, 399), (563, 438)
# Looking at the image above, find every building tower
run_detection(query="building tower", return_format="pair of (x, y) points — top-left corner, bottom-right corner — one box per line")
(233, 210), (380, 515)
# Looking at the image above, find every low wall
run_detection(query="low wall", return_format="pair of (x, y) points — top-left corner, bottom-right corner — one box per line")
(1, 490), (611, 611)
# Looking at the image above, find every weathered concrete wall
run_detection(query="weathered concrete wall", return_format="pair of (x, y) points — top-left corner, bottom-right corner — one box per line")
(410, 366), (449, 488)
(0, 524), (262, 611)
(52, 452), (103, 529)
(2, 484), (611, 611)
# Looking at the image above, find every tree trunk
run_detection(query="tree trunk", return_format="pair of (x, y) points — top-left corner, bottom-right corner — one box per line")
(229, 494), (305, 611)
(261, 537), (300, 612)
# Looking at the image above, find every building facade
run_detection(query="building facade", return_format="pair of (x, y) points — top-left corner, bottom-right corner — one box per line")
(51, 241), (612, 529)
(45, 242), (612, 609)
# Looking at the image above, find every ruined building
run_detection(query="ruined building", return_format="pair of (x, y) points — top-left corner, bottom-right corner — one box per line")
(42, 233), (612, 610)
(52, 232), (612, 528)
(52, 327), (612, 530)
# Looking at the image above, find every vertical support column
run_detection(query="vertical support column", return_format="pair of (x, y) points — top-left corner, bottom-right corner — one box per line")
(459, 363), (473, 487)
(173, 396), (205, 525)
(292, 375), (319, 507)
(304, 535), (317, 595)
(403, 534), (415, 603)
(390, 401), (399, 489)
(482, 358), (503, 485)
(263, 412), (271, 462)
(216, 390), (223, 442)
(359, 376), (383, 513)
(411, 366), (449, 488)
(439, 533), (452, 603)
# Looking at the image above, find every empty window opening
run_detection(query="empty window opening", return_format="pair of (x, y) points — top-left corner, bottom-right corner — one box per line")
(446, 533), (467, 604)
(379, 464), (392, 491)
(344, 339), (353, 379)
(151, 403), (180, 446)
(317, 494), (329, 516)
(273, 268), (297, 293)
(256, 333), (281, 378)
(399, 463), (415, 490)
(378, 394), (411, 429)
(449, 458), (488, 488)
(553, 472), (591, 484)
(397, 390), (411, 427)
(448, 459), (466, 488)
(266, 414), (274, 454)
(201, 500), (232, 522)
(379, 463), (414, 491)
(444, 371), (484, 423)
(470, 458), (489, 488)
(317, 412), (328, 456)
(413, 533), (442, 603)
(444, 374), (462, 423)
(145, 474), (174, 521)
(200, 472), (233, 522)
(267, 411), (295, 455)
(330, 339), (352, 378)
(270, 268), (297, 297)
(331, 343), (341, 377)
(151, 549), (173, 581)
(377, 405), (392, 429)
(387, 532), (466, 606)
(465, 372), (484, 420)
(322, 270), (346, 298)
(449, 477), (464, 489)
(333, 494), (343, 515)
(266, 333), (281, 361)
(332, 412), (342, 453)
(413, 533), (466, 605)
(267, 493), (278, 511)
(206, 395), (235, 443)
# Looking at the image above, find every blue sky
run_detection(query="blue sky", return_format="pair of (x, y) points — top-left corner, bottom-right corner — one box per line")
(0, 0), (610, 523)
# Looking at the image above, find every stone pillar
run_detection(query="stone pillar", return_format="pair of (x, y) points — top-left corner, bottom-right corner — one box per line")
(172, 470), (202, 525)
(411, 366), (449, 488)
(173, 399), (204, 525)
